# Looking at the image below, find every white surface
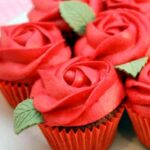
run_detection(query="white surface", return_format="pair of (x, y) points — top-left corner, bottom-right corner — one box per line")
(0, 92), (147, 150)
(0, 92), (50, 150)
(0, 10), (148, 150)
(8, 12), (29, 25)
(0, 0), (32, 25)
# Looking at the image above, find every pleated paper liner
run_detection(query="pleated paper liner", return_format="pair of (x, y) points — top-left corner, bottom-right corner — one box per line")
(39, 106), (124, 150)
(126, 105), (150, 149)
(0, 81), (32, 108)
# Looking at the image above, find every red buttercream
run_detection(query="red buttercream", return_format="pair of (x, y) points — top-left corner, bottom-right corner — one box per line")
(75, 8), (150, 65)
(28, 0), (69, 31)
(126, 62), (150, 117)
(0, 22), (71, 83)
(105, 0), (150, 20)
(31, 57), (125, 127)
(28, 0), (104, 31)
(105, 0), (139, 9)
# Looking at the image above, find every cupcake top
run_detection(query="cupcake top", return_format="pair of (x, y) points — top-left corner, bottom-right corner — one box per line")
(30, 57), (125, 127)
(0, 22), (71, 83)
(75, 8), (150, 65)
(126, 61), (150, 117)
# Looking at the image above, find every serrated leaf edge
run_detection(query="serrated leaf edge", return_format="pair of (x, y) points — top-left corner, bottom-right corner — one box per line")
(60, 1), (95, 35)
(115, 56), (149, 78)
(14, 99), (43, 134)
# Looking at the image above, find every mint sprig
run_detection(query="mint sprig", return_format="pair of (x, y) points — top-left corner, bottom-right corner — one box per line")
(115, 56), (149, 78)
(60, 1), (95, 35)
(14, 99), (43, 134)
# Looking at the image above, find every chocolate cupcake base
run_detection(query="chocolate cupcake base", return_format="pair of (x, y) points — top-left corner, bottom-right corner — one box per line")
(39, 106), (124, 150)
(0, 81), (32, 108)
(126, 105), (150, 149)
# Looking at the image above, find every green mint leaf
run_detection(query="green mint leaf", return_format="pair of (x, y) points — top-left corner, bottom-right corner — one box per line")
(14, 99), (43, 134)
(60, 1), (95, 35)
(115, 56), (149, 78)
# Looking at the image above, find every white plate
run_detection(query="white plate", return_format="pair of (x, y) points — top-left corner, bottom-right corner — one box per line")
(0, 12), (147, 150)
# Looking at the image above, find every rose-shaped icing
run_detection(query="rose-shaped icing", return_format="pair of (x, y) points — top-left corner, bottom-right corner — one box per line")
(0, 22), (71, 83)
(31, 57), (125, 127)
(105, 0), (150, 20)
(126, 62), (150, 117)
(75, 9), (150, 65)
(28, 0), (104, 31)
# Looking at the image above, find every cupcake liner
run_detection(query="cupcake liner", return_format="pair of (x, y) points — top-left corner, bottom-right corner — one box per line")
(39, 106), (124, 150)
(0, 81), (32, 108)
(126, 105), (150, 148)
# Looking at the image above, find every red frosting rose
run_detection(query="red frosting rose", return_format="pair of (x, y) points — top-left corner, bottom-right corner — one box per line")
(0, 22), (71, 83)
(105, 0), (150, 20)
(28, 0), (104, 31)
(31, 57), (125, 127)
(126, 61), (150, 117)
(75, 9), (150, 65)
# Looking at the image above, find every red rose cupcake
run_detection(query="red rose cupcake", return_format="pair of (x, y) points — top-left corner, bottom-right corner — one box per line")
(0, 22), (71, 107)
(14, 57), (125, 150)
(126, 61), (150, 148)
(75, 8), (150, 65)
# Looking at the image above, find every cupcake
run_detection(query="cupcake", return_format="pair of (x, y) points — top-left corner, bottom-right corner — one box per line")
(14, 57), (125, 150)
(126, 61), (150, 148)
(0, 22), (71, 107)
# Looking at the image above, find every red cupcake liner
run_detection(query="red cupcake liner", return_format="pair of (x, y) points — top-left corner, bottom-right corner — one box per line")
(126, 105), (150, 148)
(0, 81), (32, 108)
(39, 106), (124, 150)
